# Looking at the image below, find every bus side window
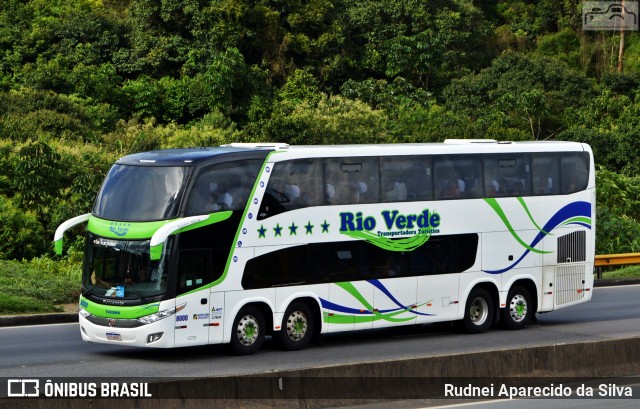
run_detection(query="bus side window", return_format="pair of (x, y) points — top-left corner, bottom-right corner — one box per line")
(258, 159), (323, 219)
(176, 249), (212, 295)
(484, 155), (531, 197)
(434, 157), (481, 199)
(325, 158), (379, 205)
(561, 153), (589, 193)
(532, 155), (560, 195)
(186, 160), (262, 216)
(380, 156), (432, 202)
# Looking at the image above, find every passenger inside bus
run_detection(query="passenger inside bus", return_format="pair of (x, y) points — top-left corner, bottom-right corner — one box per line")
(510, 180), (524, 196)
(441, 179), (463, 198)
(383, 180), (408, 201)
(485, 179), (500, 197)
(90, 270), (111, 288)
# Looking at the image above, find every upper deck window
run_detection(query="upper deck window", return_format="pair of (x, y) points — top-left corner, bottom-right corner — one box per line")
(325, 157), (380, 205)
(434, 156), (483, 199)
(258, 159), (324, 219)
(185, 160), (263, 216)
(560, 153), (589, 193)
(380, 156), (433, 202)
(93, 165), (191, 221)
(255, 149), (591, 219)
(483, 155), (531, 197)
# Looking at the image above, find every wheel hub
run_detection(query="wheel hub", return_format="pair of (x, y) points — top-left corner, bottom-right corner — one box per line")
(509, 294), (528, 322)
(286, 311), (308, 341)
(237, 315), (259, 345)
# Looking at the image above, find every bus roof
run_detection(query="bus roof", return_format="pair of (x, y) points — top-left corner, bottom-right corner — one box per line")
(117, 141), (589, 165)
(263, 141), (589, 160)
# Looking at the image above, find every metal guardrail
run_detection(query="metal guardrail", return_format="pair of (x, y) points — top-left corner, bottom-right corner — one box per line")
(594, 253), (640, 279)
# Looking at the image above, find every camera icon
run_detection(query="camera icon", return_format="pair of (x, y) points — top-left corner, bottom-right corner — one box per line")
(583, 2), (639, 30)
(7, 379), (40, 397)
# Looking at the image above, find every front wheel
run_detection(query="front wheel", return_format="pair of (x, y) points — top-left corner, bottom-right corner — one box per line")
(230, 305), (265, 355)
(462, 288), (494, 334)
(501, 286), (532, 330)
(277, 302), (314, 351)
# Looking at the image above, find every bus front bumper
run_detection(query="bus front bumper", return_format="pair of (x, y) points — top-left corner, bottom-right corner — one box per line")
(79, 314), (176, 348)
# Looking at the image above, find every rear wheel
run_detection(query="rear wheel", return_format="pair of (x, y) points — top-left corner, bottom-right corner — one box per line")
(501, 286), (532, 330)
(462, 288), (494, 334)
(230, 305), (265, 355)
(278, 302), (314, 351)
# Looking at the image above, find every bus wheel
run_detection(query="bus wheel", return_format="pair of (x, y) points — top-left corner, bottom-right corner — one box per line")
(462, 288), (493, 334)
(501, 286), (532, 330)
(230, 305), (265, 355)
(278, 302), (314, 351)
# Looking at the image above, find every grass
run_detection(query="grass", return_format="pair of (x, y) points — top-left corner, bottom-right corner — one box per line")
(0, 258), (81, 314)
(597, 265), (640, 280)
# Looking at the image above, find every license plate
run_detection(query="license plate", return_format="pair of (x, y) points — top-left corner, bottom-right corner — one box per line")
(106, 332), (122, 341)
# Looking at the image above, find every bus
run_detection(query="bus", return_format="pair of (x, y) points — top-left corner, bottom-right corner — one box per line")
(54, 140), (595, 354)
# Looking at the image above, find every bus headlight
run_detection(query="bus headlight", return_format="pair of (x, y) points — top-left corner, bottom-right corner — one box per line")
(79, 308), (91, 318)
(137, 303), (186, 325)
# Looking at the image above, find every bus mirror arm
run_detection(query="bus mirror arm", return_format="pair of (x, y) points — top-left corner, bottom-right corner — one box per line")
(54, 213), (91, 255)
(149, 214), (225, 261)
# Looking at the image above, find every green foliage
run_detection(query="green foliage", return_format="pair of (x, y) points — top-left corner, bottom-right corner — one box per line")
(536, 28), (581, 70)
(161, 111), (240, 148)
(13, 140), (64, 208)
(595, 168), (640, 254)
(0, 88), (110, 142)
(600, 265), (640, 280)
(0, 258), (81, 314)
(443, 52), (592, 140)
(260, 94), (389, 145)
(188, 48), (248, 118)
(347, 0), (494, 90)
(0, 195), (45, 260)
(3, 0), (640, 267)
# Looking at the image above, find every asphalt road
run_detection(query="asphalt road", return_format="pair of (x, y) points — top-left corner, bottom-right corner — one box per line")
(0, 285), (639, 379)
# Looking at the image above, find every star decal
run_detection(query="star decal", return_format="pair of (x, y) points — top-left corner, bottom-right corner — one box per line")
(289, 222), (298, 236)
(305, 221), (314, 235)
(273, 223), (283, 237)
(257, 225), (267, 238)
(321, 220), (330, 233)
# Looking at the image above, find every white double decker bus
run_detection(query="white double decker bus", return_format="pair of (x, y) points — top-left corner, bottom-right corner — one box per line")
(55, 140), (595, 354)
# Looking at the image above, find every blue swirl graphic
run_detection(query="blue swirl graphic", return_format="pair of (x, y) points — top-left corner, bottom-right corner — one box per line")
(484, 201), (591, 275)
(320, 280), (434, 316)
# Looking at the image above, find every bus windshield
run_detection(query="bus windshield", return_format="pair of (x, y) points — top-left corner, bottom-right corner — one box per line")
(93, 165), (191, 221)
(83, 235), (169, 300)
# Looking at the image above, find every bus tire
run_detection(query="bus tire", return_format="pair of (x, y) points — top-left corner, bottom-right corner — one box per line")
(501, 286), (532, 330)
(230, 305), (265, 355)
(462, 288), (494, 334)
(278, 302), (314, 351)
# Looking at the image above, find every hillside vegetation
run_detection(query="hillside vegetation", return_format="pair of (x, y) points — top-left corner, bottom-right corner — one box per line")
(1, 1), (640, 312)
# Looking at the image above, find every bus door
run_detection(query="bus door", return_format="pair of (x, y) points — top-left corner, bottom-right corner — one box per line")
(174, 248), (212, 347)
(416, 234), (477, 322)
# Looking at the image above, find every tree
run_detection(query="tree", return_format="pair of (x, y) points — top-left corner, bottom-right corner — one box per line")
(443, 52), (592, 140)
